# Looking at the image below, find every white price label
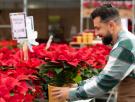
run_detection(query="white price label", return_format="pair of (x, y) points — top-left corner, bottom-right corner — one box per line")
(9, 12), (27, 39)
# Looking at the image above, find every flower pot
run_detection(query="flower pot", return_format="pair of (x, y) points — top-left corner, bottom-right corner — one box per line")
(48, 84), (77, 102)
(87, 33), (93, 44)
(48, 84), (66, 102)
(76, 36), (82, 43)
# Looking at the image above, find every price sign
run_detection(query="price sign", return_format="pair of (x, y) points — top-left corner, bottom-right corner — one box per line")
(9, 12), (27, 39)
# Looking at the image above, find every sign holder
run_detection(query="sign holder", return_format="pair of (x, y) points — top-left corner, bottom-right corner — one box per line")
(9, 12), (28, 61)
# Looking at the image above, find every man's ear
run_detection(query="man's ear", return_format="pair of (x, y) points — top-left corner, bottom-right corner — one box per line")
(108, 20), (115, 33)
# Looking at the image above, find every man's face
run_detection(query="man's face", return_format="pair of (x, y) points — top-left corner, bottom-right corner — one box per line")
(93, 17), (113, 45)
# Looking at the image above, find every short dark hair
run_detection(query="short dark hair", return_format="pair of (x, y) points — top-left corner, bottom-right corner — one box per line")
(91, 4), (120, 23)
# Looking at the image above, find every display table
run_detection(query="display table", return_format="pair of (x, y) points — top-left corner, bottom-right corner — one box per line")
(73, 98), (94, 102)
(44, 92), (116, 102)
(69, 42), (92, 48)
(71, 94), (115, 102)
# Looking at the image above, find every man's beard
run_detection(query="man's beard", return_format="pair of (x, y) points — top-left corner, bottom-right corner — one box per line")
(102, 34), (113, 45)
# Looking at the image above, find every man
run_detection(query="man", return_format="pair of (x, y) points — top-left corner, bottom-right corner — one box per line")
(52, 4), (135, 102)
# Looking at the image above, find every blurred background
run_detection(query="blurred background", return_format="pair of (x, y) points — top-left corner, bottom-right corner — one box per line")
(0, 0), (134, 43)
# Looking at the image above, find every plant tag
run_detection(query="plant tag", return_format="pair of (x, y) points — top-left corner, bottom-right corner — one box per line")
(9, 12), (27, 40)
(45, 35), (53, 50)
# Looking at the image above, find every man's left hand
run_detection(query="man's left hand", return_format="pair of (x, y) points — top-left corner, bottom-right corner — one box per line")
(51, 87), (70, 101)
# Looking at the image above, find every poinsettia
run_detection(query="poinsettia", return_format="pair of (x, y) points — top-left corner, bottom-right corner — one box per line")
(79, 44), (111, 69)
(0, 47), (45, 102)
(0, 73), (33, 101)
(0, 42), (111, 101)
(39, 43), (111, 89)
(0, 40), (17, 48)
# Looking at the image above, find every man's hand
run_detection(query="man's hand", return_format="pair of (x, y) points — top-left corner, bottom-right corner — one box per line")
(51, 87), (70, 101)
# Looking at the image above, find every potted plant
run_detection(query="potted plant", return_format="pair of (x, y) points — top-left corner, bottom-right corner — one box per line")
(38, 44), (111, 102)
(38, 44), (82, 102)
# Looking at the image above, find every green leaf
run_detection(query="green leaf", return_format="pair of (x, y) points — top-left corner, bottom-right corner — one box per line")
(73, 75), (82, 83)
(54, 68), (63, 74)
(10, 92), (14, 96)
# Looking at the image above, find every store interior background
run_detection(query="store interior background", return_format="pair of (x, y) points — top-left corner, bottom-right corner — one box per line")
(0, 0), (134, 43)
